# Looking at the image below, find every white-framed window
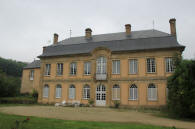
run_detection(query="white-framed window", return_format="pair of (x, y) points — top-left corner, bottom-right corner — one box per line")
(29, 70), (34, 80)
(165, 58), (174, 72)
(56, 84), (62, 98)
(43, 84), (49, 98)
(83, 85), (90, 99)
(96, 57), (107, 74)
(112, 84), (120, 100)
(45, 64), (51, 76)
(129, 84), (138, 100)
(148, 83), (157, 101)
(70, 62), (77, 75)
(84, 62), (91, 75)
(147, 58), (156, 73)
(57, 63), (63, 75)
(129, 59), (138, 74)
(69, 85), (75, 99)
(112, 60), (120, 74)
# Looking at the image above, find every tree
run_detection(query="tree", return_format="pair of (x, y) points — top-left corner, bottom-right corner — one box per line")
(167, 56), (195, 118)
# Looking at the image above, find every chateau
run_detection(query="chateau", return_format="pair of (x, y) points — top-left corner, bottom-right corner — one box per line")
(21, 18), (185, 107)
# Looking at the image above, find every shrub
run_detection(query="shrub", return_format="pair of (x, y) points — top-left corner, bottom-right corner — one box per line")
(113, 100), (120, 108)
(32, 89), (38, 102)
(167, 56), (195, 118)
(88, 99), (94, 106)
(0, 97), (36, 104)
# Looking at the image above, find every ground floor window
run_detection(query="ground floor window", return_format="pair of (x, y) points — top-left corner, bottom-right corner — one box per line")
(112, 84), (120, 100)
(148, 83), (157, 100)
(43, 84), (49, 98)
(69, 85), (75, 99)
(129, 84), (138, 100)
(56, 84), (62, 98)
(83, 85), (90, 99)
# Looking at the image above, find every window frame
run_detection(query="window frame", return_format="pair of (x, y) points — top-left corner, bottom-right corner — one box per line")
(57, 63), (63, 76)
(84, 62), (91, 75)
(56, 84), (62, 98)
(165, 57), (174, 73)
(146, 58), (156, 73)
(112, 84), (120, 100)
(129, 59), (138, 74)
(43, 84), (49, 98)
(148, 83), (157, 101)
(29, 69), (34, 80)
(45, 64), (51, 76)
(70, 62), (77, 75)
(82, 85), (90, 99)
(129, 84), (138, 100)
(112, 60), (120, 74)
(96, 56), (107, 74)
(69, 85), (75, 99)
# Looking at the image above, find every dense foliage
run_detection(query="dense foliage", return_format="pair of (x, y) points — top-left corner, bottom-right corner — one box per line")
(0, 57), (27, 97)
(167, 57), (195, 118)
(0, 57), (27, 77)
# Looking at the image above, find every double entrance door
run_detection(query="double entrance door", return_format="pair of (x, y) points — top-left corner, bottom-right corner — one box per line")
(96, 85), (106, 106)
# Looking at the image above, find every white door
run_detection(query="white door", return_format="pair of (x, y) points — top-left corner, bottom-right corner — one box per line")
(96, 85), (106, 106)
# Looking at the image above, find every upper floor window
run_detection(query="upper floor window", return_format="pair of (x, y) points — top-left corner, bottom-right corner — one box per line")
(112, 60), (120, 74)
(148, 83), (157, 101)
(129, 59), (138, 74)
(29, 70), (34, 80)
(129, 84), (138, 100)
(70, 62), (77, 75)
(84, 62), (91, 75)
(57, 63), (63, 76)
(56, 84), (62, 98)
(96, 57), (107, 74)
(45, 64), (51, 76)
(165, 58), (174, 72)
(69, 85), (75, 99)
(147, 58), (156, 73)
(83, 85), (90, 99)
(112, 84), (120, 100)
(43, 84), (49, 98)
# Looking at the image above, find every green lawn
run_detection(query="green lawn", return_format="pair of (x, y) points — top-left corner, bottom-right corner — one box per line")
(0, 112), (175, 129)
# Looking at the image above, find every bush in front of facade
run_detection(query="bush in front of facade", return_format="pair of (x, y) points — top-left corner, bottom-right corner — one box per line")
(167, 56), (195, 118)
(0, 97), (36, 104)
(113, 100), (120, 108)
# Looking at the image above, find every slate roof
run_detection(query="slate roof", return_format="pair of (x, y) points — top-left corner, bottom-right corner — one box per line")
(38, 29), (185, 58)
(24, 60), (41, 69)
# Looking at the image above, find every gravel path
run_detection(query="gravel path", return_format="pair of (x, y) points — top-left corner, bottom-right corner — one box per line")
(0, 106), (195, 129)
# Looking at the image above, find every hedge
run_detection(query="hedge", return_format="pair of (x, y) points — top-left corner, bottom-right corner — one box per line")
(0, 97), (36, 104)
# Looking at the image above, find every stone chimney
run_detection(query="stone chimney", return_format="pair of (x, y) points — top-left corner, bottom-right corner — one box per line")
(53, 33), (59, 44)
(125, 24), (131, 35)
(169, 18), (176, 36)
(85, 28), (92, 39)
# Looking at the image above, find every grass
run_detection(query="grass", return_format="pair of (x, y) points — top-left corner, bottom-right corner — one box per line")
(0, 112), (174, 129)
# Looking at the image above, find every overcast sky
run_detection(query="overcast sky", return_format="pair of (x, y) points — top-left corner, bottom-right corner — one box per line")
(0, 0), (195, 62)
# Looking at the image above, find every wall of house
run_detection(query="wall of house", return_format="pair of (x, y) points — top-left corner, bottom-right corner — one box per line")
(37, 48), (180, 107)
(21, 68), (40, 93)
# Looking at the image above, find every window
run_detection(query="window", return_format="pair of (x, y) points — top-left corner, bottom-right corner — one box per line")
(112, 60), (120, 74)
(112, 84), (120, 100)
(96, 57), (107, 74)
(57, 63), (63, 75)
(83, 85), (90, 99)
(43, 84), (49, 98)
(56, 84), (62, 98)
(45, 64), (51, 76)
(70, 62), (77, 75)
(148, 84), (157, 101)
(84, 62), (91, 75)
(129, 59), (138, 74)
(29, 70), (34, 80)
(129, 84), (138, 100)
(69, 85), (75, 99)
(165, 58), (174, 72)
(147, 58), (156, 73)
